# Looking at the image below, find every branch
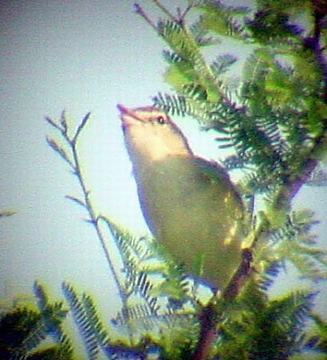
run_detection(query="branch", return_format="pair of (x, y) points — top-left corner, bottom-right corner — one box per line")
(134, 3), (158, 32)
(192, 302), (218, 360)
(192, 219), (268, 360)
(192, 131), (327, 360)
(304, 0), (327, 102)
(136, 2), (241, 115)
(135, 3), (327, 358)
(192, 130), (327, 360)
(45, 113), (129, 320)
(273, 130), (327, 212)
(179, 4), (193, 23)
(72, 112), (91, 145)
(151, 0), (179, 23)
(135, 1), (195, 29)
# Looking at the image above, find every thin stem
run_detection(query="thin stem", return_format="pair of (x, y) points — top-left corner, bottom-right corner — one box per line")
(144, 0), (239, 108)
(72, 112), (91, 145)
(179, 3), (193, 23)
(151, 0), (178, 22)
(134, 3), (158, 32)
(46, 114), (129, 325)
(69, 141), (127, 306)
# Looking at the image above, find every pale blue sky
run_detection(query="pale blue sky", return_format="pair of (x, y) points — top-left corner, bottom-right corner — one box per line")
(0, 0), (326, 345)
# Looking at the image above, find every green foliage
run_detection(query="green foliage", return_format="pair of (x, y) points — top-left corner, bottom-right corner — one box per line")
(158, 19), (222, 102)
(62, 281), (198, 359)
(0, 307), (43, 358)
(152, 1), (327, 208)
(0, 283), (73, 360)
(216, 285), (316, 359)
(42, 0), (327, 358)
(254, 209), (327, 281)
(135, 0), (327, 358)
(45, 111), (201, 357)
(255, 0), (311, 12)
(197, 0), (249, 40)
(62, 282), (119, 359)
(305, 314), (327, 353)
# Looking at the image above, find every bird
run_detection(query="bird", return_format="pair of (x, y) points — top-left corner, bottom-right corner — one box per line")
(117, 104), (246, 289)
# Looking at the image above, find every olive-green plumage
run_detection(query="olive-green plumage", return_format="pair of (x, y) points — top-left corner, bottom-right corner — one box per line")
(118, 104), (245, 288)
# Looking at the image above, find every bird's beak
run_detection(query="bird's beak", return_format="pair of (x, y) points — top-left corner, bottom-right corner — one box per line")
(117, 104), (144, 126)
(117, 104), (131, 116)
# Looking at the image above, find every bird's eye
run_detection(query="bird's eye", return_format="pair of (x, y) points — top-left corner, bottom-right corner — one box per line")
(156, 116), (166, 125)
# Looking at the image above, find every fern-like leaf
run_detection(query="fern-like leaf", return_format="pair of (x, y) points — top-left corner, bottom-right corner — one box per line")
(62, 283), (100, 360)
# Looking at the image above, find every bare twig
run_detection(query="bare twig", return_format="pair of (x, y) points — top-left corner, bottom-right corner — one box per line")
(45, 115), (64, 133)
(179, 3), (193, 23)
(72, 111), (91, 145)
(45, 113), (129, 321)
(151, 0), (179, 22)
(134, 3), (158, 32)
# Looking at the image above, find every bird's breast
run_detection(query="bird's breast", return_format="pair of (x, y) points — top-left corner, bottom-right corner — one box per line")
(134, 155), (245, 288)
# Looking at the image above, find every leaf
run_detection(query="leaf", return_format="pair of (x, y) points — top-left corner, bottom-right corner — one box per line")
(45, 116), (63, 132)
(72, 112), (91, 143)
(164, 62), (196, 88)
(0, 210), (16, 218)
(198, 2), (247, 39)
(46, 137), (74, 168)
(62, 283), (100, 360)
(65, 195), (86, 208)
(211, 54), (238, 75)
(60, 110), (68, 134)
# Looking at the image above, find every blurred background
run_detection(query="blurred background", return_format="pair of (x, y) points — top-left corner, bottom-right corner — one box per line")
(0, 0), (326, 348)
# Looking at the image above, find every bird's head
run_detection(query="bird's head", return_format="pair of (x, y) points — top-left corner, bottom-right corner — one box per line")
(117, 104), (193, 165)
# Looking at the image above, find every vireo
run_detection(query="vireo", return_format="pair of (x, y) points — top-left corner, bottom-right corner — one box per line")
(118, 104), (246, 289)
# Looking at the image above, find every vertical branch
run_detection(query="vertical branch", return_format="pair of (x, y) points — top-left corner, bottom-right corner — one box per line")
(192, 246), (257, 360)
(46, 113), (129, 325)
(192, 302), (218, 360)
(305, 0), (327, 102)
(311, 0), (327, 102)
(69, 139), (128, 308)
